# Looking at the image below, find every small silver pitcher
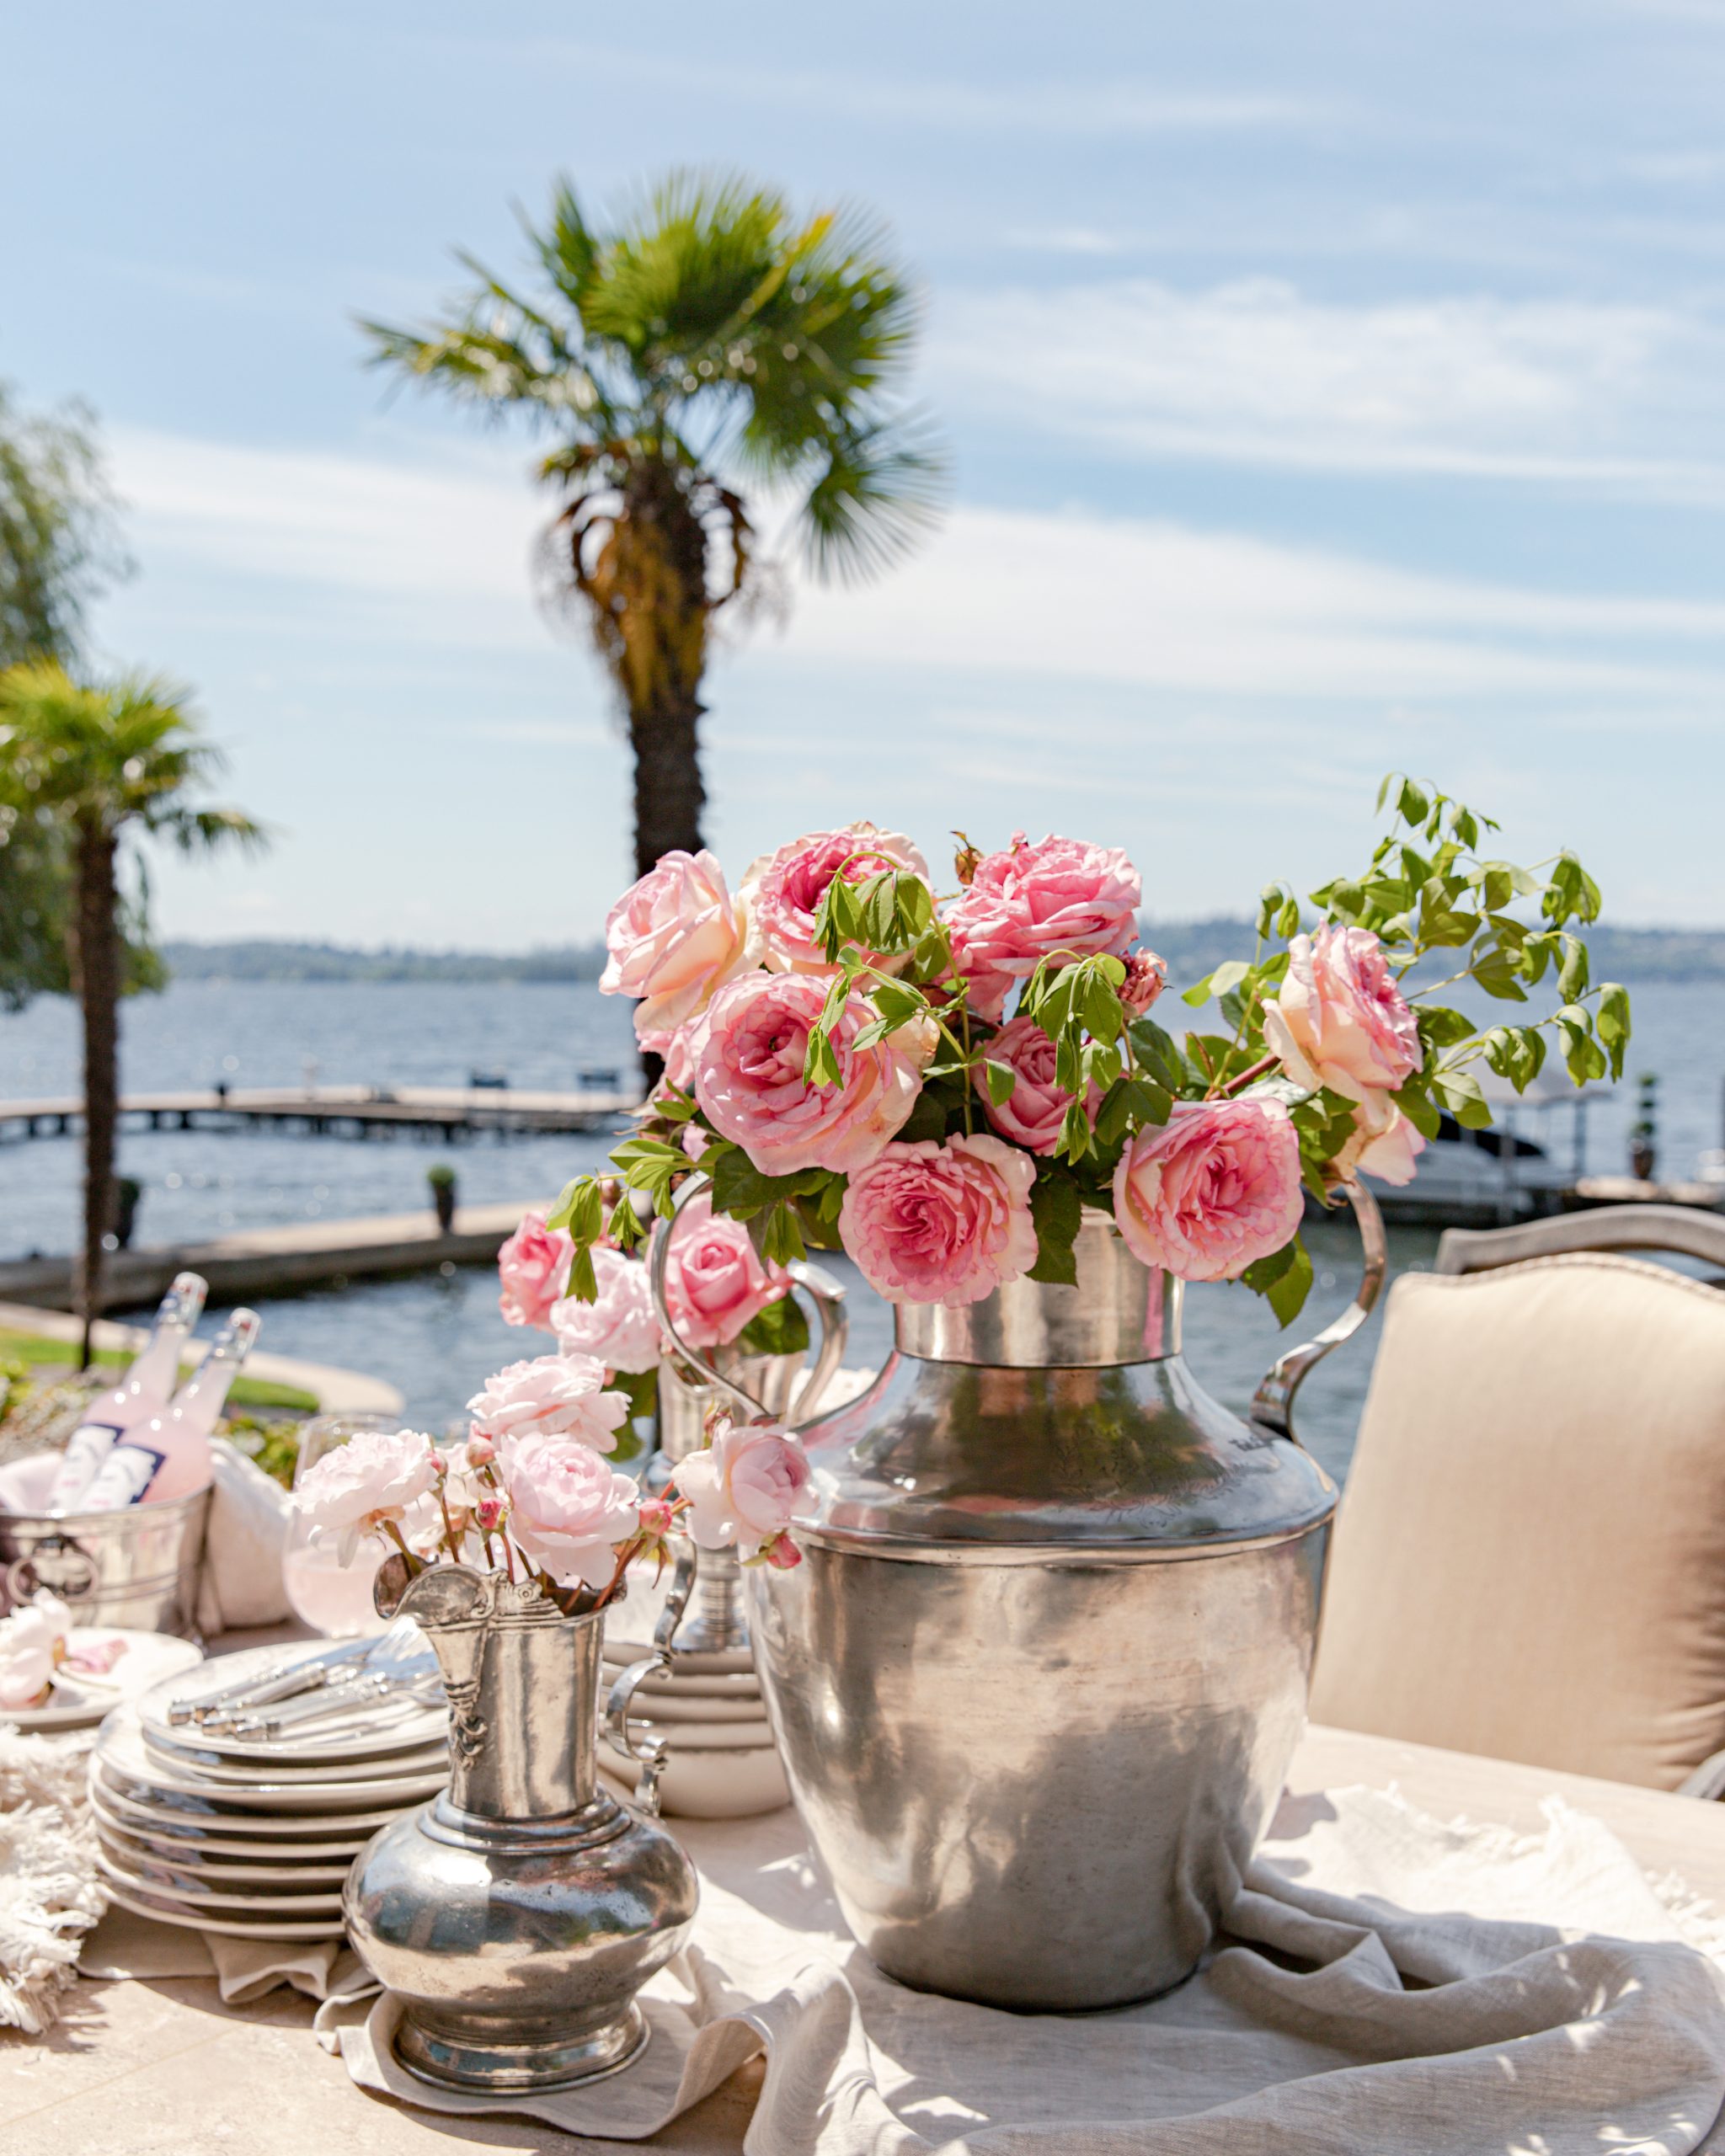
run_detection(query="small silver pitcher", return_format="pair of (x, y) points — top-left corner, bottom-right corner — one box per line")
(343, 1558), (699, 2093)
(644, 1248), (847, 1657)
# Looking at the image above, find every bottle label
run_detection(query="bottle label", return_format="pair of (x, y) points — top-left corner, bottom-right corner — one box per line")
(83, 1442), (169, 1511)
(45, 1423), (124, 1509)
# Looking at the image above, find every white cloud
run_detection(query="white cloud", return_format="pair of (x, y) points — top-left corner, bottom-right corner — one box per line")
(932, 277), (1725, 494)
(110, 427), (1725, 715)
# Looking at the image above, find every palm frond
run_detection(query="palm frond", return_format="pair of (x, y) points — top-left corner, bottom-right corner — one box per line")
(798, 411), (950, 586)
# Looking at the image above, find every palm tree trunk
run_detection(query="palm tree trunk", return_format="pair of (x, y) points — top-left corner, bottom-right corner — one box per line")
(72, 817), (120, 1367)
(629, 688), (705, 880)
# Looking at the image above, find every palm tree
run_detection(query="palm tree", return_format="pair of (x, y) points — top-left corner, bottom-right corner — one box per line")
(0, 661), (265, 1360)
(360, 173), (944, 878)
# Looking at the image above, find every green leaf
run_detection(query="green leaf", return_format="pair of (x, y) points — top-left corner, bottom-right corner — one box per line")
(566, 1242), (598, 1304)
(1557, 937), (1589, 1001)
(758, 1200), (808, 1267)
(982, 1058), (1017, 1107)
(895, 1082), (957, 1144)
(1432, 1067), (1493, 1129)
(803, 1024), (842, 1088)
(1243, 1235), (1313, 1327)
(1027, 1167), (1084, 1285)
(607, 1196), (648, 1250)
(1416, 1005), (1475, 1049)
(1127, 1017), (1188, 1092)
(1397, 779), (1430, 825)
(738, 1294), (811, 1358)
(1056, 1097), (1093, 1163)
(1469, 944), (1529, 1002)
(607, 1364), (658, 1422)
(1392, 1081), (1442, 1140)
(547, 1174), (603, 1239)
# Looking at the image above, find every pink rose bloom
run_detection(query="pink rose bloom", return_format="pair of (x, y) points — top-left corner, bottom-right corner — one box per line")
(501, 1435), (641, 1589)
(673, 1419), (811, 1558)
(744, 824), (931, 975)
(977, 1015), (1100, 1157)
(498, 1211), (575, 1331)
(467, 1353), (632, 1453)
(660, 1187), (790, 1348)
(1121, 950), (1168, 1017)
(601, 848), (748, 1039)
(1262, 925), (1420, 1114)
(695, 972), (929, 1175)
(552, 1248), (664, 1374)
(644, 1021), (699, 1097)
(945, 832), (1142, 1021)
(0, 1592), (71, 1711)
(1113, 1099), (1304, 1283)
(839, 1133), (1039, 1305)
(1332, 1102), (1426, 1187)
(291, 1428), (441, 1564)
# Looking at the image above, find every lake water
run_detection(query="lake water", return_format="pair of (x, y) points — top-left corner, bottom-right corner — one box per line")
(2, 976), (1720, 1483)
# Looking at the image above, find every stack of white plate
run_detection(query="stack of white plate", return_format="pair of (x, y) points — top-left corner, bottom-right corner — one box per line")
(88, 1638), (447, 1941)
(598, 1611), (787, 1820)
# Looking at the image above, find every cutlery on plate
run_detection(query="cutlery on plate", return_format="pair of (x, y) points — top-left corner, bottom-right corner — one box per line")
(165, 1618), (422, 1724)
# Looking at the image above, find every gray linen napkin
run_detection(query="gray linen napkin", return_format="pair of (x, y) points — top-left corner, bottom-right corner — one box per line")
(321, 1780), (1725, 2153)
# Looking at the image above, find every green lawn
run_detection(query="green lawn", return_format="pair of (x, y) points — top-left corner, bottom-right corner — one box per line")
(0, 1329), (318, 1414)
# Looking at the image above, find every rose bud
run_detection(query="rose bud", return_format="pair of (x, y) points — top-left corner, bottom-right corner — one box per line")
(1121, 951), (1168, 1017)
(637, 1497), (675, 1539)
(476, 1497), (505, 1533)
(465, 1434), (496, 1467)
(427, 1449), (447, 1478)
(764, 1530), (803, 1571)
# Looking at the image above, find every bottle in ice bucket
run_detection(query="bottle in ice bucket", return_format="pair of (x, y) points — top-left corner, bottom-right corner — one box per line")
(44, 1272), (209, 1511)
(83, 1309), (261, 1510)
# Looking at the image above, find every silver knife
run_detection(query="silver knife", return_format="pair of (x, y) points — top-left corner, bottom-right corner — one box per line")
(166, 1619), (422, 1724)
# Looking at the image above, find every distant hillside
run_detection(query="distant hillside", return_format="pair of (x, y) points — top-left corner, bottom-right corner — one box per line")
(161, 921), (1725, 987)
(162, 940), (606, 984)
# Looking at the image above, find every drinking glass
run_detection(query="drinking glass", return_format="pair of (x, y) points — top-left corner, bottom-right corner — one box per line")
(281, 1410), (404, 1638)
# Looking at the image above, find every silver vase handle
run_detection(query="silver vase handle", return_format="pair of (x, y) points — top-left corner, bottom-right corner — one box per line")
(603, 1541), (697, 1818)
(1248, 1178), (1386, 1446)
(649, 1171), (850, 1429)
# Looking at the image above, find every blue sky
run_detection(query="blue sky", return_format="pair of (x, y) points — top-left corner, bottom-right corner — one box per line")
(8, 0), (1725, 943)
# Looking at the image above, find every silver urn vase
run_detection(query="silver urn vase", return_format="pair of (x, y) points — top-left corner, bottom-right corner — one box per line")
(737, 1188), (1384, 2013)
(343, 1559), (699, 2092)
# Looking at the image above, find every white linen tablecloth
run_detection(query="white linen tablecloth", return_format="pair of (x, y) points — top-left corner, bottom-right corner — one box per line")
(312, 1778), (1725, 2153)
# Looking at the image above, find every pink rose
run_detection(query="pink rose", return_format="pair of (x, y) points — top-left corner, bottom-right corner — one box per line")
(945, 832), (1142, 1021)
(1262, 925), (1420, 1113)
(976, 1015), (1099, 1157)
(501, 1435), (641, 1589)
(467, 1353), (631, 1453)
(838, 1133), (1039, 1305)
(0, 1592), (71, 1711)
(644, 1021), (699, 1097)
(291, 1428), (441, 1564)
(1121, 950), (1167, 1017)
(1112, 1098), (1304, 1283)
(694, 972), (929, 1175)
(1332, 1102), (1426, 1187)
(497, 1211), (574, 1331)
(600, 848), (748, 1040)
(673, 1419), (811, 1558)
(660, 1187), (790, 1348)
(551, 1247), (664, 1374)
(743, 824), (931, 974)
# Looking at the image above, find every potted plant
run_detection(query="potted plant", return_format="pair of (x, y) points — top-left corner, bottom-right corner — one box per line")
(426, 1162), (457, 1233)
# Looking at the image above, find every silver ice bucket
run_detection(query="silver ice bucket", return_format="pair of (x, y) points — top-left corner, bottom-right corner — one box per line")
(0, 1481), (211, 1636)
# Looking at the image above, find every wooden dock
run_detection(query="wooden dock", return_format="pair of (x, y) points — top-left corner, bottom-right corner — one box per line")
(0, 1083), (640, 1145)
(0, 1199), (549, 1312)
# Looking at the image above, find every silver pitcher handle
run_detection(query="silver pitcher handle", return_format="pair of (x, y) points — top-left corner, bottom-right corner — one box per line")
(603, 1540), (697, 1818)
(649, 1173), (852, 1428)
(1248, 1178), (1386, 1446)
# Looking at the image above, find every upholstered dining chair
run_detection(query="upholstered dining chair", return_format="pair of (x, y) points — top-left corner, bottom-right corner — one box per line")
(1306, 1203), (1725, 1796)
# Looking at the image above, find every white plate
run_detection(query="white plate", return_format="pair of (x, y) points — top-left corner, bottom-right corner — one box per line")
(614, 1716), (775, 1752)
(599, 1741), (789, 1820)
(95, 1820), (354, 1886)
(97, 1843), (348, 1913)
(607, 1686), (766, 1726)
(97, 1872), (346, 1941)
(3, 1631), (204, 1732)
(89, 1780), (382, 1855)
(142, 1636), (442, 1758)
(141, 1729), (447, 1785)
(99, 1705), (446, 1811)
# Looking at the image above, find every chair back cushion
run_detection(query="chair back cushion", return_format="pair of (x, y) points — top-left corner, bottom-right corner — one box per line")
(1308, 1251), (1725, 1790)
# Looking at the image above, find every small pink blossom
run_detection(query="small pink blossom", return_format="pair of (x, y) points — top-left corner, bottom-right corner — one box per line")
(1120, 951), (1168, 1017)
(695, 972), (930, 1176)
(762, 1530), (802, 1570)
(660, 1186), (790, 1349)
(497, 1211), (575, 1332)
(743, 824), (931, 975)
(673, 1419), (810, 1558)
(945, 833), (1142, 1021)
(601, 849), (749, 1040)
(467, 1353), (632, 1454)
(465, 1434), (495, 1467)
(1262, 925), (1420, 1113)
(501, 1435), (640, 1589)
(644, 1022), (699, 1097)
(839, 1133), (1039, 1305)
(1113, 1099), (1304, 1283)
(291, 1428), (441, 1565)
(551, 1246), (664, 1374)
(476, 1496), (505, 1534)
(427, 1449), (447, 1478)
(1332, 1102), (1426, 1187)
(638, 1496), (675, 1539)
(977, 1015), (1099, 1157)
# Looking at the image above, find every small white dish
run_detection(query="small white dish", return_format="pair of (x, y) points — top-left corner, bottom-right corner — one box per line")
(98, 1705), (445, 1811)
(4, 1630), (204, 1732)
(95, 1844), (347, 1914)
(96, 1871), (345, 1941)
(96, 1819), (352, 1886)
(88, 1780), (378, 1857)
